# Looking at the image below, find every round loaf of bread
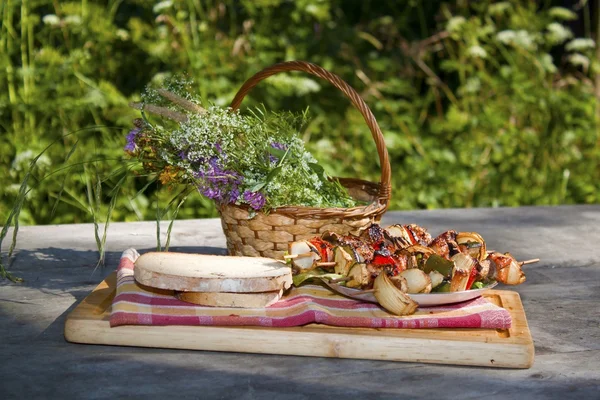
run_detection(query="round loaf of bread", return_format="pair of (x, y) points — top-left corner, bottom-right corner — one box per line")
(134, 252), (292, 293)
(177, 289), (283, 308)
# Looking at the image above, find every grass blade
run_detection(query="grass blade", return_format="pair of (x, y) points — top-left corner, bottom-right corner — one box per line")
(156, 197), (161, 251)
(50, 167), (73, 219)
(164, 189), (193, 251)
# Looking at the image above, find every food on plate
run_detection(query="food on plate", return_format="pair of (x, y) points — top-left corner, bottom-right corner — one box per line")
(285, 223), (537, 315)
(373, 272), (418, 316)
(487, 251), (527, 285)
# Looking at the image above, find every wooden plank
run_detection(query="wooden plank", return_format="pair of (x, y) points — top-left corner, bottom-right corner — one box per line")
(64, 272), (534, 368)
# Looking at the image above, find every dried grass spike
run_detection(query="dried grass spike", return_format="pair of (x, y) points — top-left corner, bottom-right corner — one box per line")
(129, 102), (188, 123)
(156, 89), (206, 114)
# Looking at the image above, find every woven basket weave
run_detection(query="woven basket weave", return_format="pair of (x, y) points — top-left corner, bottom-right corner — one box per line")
(219, 61), (391, 259)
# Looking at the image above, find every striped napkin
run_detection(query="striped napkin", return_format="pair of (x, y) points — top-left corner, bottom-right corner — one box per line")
(110, 249), (512, 329)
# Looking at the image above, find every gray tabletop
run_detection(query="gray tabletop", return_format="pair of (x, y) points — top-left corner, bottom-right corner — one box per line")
(1, 205), (599, 399)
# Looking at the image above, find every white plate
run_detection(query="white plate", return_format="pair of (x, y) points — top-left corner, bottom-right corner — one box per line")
(321, 279), (498, 307)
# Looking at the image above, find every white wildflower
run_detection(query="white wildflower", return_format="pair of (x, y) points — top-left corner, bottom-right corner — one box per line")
(42, 14), (60, 26)
(488, 2), (512, 16)
(546, 22), (573, 45)
(567, 53), (590, 69)
(116, 29), (130, 41)
(540, 54), (557, 73)
(565, 38), (595, 52)
(513, 31), (537, 49)
(467, 45), (487, 59)
(462, 77), (481, 94)
(548, 7), (578, 21)
(497, 30), (537, 50)
(446, 16), (466, 33)
(153, 1), (173, 13)
(12, 150), (51, 171)
(64, 15), (82, 26)
(497, 30), (516, 44)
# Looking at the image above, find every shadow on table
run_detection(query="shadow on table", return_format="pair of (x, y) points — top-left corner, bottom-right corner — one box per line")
(0, 245), (228, 345)
(0, 245), (228, 295)
(3, 335), (600, 399)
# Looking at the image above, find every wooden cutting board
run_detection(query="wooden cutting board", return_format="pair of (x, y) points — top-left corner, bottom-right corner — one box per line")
(64, 272), (534, 368)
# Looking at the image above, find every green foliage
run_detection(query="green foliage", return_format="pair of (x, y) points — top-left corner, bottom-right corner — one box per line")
(1, 0), (599, 231)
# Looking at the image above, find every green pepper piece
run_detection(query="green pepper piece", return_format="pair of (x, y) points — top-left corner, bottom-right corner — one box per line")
(433, 282), (451, 292)
(423, 254), (455, 278)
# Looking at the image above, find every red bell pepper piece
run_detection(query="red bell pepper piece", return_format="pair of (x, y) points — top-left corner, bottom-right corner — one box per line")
(466, 264), (478, 290)
(308, 238), (332, 262)
(372, 254), (396, 266)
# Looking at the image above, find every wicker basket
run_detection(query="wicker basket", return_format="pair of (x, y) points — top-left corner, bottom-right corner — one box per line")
(219, 61), (391, 259)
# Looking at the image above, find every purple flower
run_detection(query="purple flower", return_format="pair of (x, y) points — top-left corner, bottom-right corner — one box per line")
(269, 142), (287, 164)
(228, 187), (240, 203)
(243, 190), (266, 210)
(208, 156), (220, 169)
(178, 151), (187, 160)
(194, 153), (244, 205)
(124, 128), (140, 152)
(200, 186), (222, 200)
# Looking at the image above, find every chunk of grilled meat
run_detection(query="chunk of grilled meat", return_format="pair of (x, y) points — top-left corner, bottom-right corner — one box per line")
(338, 235), (374, 263)
(359, 223), (386, 243)
(428, 230), (460, 260)
(429, 236), (450, 260)
(404, 224), (432, 246)
(488, 252), (526, 285)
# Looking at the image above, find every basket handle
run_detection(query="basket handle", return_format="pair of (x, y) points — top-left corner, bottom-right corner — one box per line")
(230, 61), (391, 206)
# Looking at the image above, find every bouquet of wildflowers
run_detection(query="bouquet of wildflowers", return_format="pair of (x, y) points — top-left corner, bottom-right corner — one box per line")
(124, 87), (356, 214)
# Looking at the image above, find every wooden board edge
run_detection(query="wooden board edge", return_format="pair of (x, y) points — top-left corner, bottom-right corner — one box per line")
(64, 316), (533, 368)
(64, 272), (535, 368)
(488, 289), (535, 367)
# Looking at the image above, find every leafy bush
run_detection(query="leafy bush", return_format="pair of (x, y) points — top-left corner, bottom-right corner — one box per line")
(1, 0), (598, 229)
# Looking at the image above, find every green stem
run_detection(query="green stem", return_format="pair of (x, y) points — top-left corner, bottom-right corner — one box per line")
(20, 0), (29, 105)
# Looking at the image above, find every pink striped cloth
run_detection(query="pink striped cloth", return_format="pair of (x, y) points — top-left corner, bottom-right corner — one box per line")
(110, 249), (512, 329)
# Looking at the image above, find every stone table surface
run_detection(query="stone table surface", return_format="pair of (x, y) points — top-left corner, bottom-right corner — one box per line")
(1, 205), (599, 399)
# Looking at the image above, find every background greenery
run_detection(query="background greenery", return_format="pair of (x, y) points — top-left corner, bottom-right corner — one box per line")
(1, 0), (599, 227)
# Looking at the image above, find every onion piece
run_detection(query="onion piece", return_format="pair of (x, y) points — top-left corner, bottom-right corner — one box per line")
(288, 241), (321, 272)
(389, 275), (409, 292)
(456, 232), (487, 261)
(399, 245), (436, 268)
(402, 245), (436, 257)
(428, 270), (445, 289)
(449, 253), (477, 292)
(399, 268), (432, 294)
(491, 252), (526, 285)
(384, 224), (413, 248)
(373, 273), (419, 316)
